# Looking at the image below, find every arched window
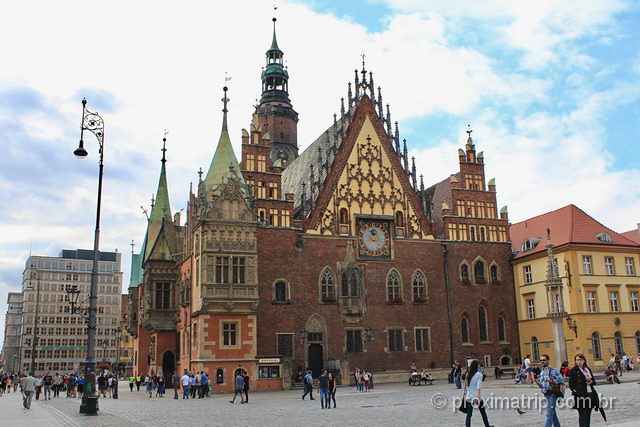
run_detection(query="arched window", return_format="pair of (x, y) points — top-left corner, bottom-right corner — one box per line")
(490, 265), (499, 282)
(614, 331), (624, 356)
(339, 208), (349, 224)
(592, 332), (602, 360)
(461, 317), (470, 344)
(273, 281), (288, 302)
(479, 306), (488, 342)
(395, 211), (404, 227)
(470, 226), (477, 241)
(498, 315), (506, 342)
(320, 268), (335, 301)
(635, 331), (640, 354)
(474, 260), (486, 283)
(387, 270), (401, 301)
(412, 271), (426, 301)
(460, 264), (470, 282)
(350, 271), (359, 297)
(531, 337), (540, 362)
(342, 271), (359, 297)
(216, 368), (224, 384)
(479, 227), (486, 241)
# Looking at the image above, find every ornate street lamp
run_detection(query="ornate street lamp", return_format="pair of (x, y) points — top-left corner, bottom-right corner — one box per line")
(73, 98), (105, 415)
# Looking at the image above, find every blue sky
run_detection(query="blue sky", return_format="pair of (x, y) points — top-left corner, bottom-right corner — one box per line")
(0, 0), (639, 342)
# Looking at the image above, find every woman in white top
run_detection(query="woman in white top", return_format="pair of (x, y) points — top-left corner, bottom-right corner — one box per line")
(465, 360), (493, 427)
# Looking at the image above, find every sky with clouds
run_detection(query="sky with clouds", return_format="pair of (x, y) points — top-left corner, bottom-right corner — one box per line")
(1, 0), (639, 343)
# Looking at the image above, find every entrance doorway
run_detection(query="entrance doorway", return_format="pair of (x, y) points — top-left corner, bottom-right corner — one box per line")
(308, 344), (323, 377)
(162, 351), (175, 387)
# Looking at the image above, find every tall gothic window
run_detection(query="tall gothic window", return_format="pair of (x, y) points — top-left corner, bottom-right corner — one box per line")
(490, 265), (499, 282)
(461, 317), (470, 344)
(387, 270), (401, 301)
(460, 263), (470, 281)
(350, 272), (358, 297)
(474, 260), (486, 283)
(498, 315), (506, 342)
(412, 271), (426, 301)
(339, 208), (349, 224)
(155, 282), (171, 310)
(320, 268), (335, 301)
(478, 306), (488, 342)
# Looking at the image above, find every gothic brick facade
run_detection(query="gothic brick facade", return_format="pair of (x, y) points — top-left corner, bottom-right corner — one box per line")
(128, 18), (520, 389)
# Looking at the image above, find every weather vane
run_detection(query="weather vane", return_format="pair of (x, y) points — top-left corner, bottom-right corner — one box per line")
(466, 124), (473, 138)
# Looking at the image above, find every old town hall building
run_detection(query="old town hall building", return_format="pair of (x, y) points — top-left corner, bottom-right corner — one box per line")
(127, 19), (519, 391)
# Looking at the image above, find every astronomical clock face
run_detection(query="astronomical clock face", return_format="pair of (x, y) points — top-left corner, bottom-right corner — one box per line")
(357, 220), (391, 258)
(269, 144), (295, 168)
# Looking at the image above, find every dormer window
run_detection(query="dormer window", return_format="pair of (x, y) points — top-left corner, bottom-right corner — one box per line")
(521, 238), (540, 252)
(596, 232), (612, 242)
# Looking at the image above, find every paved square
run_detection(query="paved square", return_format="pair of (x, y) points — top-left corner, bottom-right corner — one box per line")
(1, 376), (639, 426)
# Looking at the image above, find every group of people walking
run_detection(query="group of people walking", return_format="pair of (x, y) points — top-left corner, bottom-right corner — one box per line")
(301, 369), (337, 409)
(462, 353), (610, 427)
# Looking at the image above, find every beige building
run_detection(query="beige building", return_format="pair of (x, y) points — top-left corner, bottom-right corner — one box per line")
(2, 292), (24, 373)
(21, 249), (122, 374)
(510, 205), (640, 367)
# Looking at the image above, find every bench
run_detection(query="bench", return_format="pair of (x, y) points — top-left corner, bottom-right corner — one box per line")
(495, 367), (516, 379)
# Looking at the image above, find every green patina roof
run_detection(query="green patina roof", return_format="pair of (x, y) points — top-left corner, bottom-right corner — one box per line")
(128, 252), (142, 288)
(149, 161), (172, 223)
(204, 104), (245, 193)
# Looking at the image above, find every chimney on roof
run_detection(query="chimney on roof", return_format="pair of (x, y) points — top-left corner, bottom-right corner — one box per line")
(637, 223), (640, 232)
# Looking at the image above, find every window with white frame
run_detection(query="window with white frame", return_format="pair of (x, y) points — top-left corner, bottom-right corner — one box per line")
(415, 328), (431, 352)
(582, 256), (592, 274)
(626, 258), (635, 276)
(524, 265), (533, 284)
(604, 257), (615, 275)
(609, 291), (619, 312)
(587, 291), (597, 312)
(527, 299), (535, 319)
(630, 291), (639, 312)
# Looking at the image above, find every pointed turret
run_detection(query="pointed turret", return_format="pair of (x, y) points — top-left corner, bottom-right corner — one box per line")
(204, 87), (245, 195)
(260, 17), (290, 105)
(144, 136), (177, 262)
(149, 137), (172, 223)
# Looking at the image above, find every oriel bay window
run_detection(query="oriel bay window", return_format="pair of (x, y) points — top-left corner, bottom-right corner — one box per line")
(154, 282), (172, 309)
(215, 256), (246, 284)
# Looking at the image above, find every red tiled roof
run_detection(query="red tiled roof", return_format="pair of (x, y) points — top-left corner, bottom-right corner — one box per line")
(621, 228), (640, 244)
(510, 204), (639, 258)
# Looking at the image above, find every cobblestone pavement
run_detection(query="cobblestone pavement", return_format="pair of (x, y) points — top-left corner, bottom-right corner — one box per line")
(1, 375), (639, 426)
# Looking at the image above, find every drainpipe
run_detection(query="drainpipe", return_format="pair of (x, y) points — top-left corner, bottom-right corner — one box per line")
(441, 243), (454, 367)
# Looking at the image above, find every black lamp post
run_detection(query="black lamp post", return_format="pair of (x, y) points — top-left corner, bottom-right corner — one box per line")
(73, 98), (105, 415)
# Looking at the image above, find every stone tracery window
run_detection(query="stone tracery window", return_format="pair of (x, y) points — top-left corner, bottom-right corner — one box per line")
(387, 270), (402, 302)
(412, 270), (426, 301)
(320, 268), (335, 301)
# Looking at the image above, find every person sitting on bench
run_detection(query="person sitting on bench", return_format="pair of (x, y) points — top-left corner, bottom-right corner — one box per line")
(420, 369), (433, 385)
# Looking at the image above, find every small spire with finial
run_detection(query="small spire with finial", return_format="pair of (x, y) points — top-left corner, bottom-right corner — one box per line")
(130, 240), (135, 255)
(360, 52), (367, 84)
(151, 193), (155, 208)
(198, 167), (203, 181)
(222, 86), (230, 113)
(161, 130), (168, 164)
